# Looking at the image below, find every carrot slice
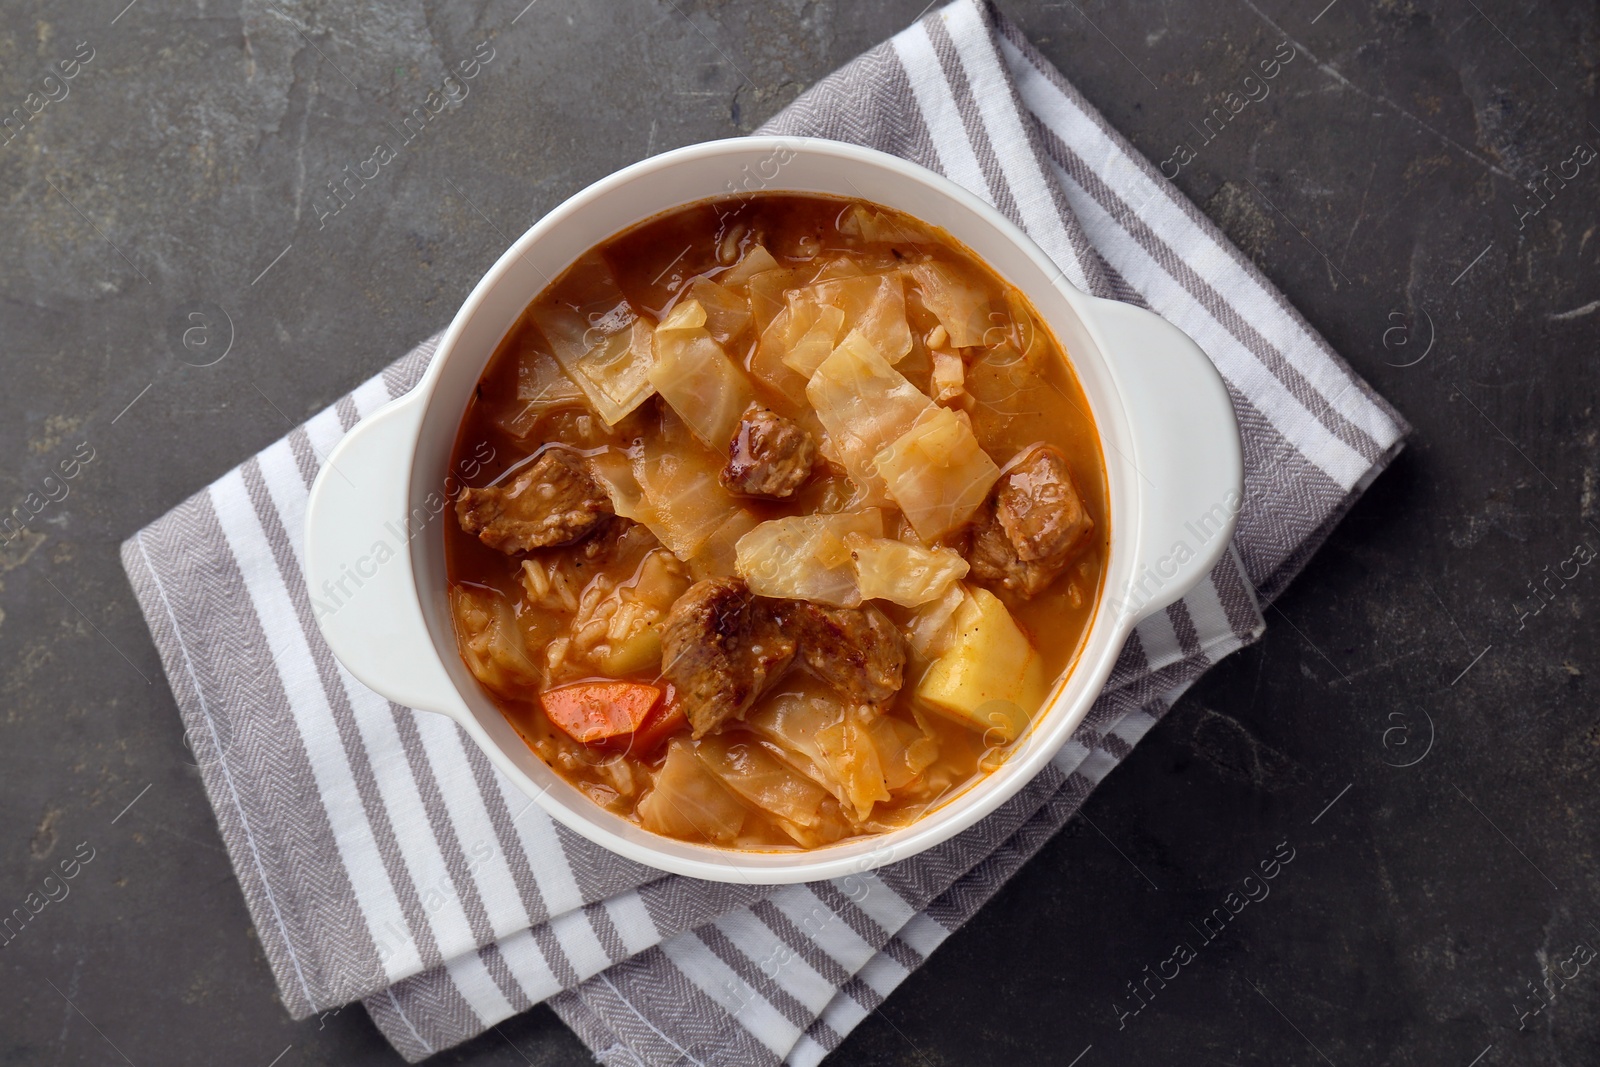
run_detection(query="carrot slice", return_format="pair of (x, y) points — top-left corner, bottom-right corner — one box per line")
(541, 681), (662, 744)
(607, 685), (689, 760)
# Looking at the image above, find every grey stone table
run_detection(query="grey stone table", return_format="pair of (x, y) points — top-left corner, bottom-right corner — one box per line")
(2, 0), (1597, 1063)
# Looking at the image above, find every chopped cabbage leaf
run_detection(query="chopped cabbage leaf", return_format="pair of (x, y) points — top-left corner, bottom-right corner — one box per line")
(904, 582), (972, 666)
(1007, 290), (1050, 365)
(494, 347), (587, 436)
(744, 689), (842, 792)
(839, 203), (935, 246)
(815, 708), (891, 821)
(450, 586), (541, 694)
(856, 764), (964, 834)
(695, 735), (833, 842)
(906, 261), (994, 348)
(649, 300), (755, 448)
(805, 331), (934, 502)
(719, 243), (780, 286)
(526, 260), (656, 428)
(762, 274), (911, 379)
(845, 534), (970, 607)
(962, 294), (1055, 439)
(734, 509), (883, 606)
(813, 273), (911, 364)
(746, 265), (813, 335)
(528, 252), (638, 368)
(561, 317), (657, 427)
(745, 688), (889, 821)
(638, 739), (747, 843)
(688, 507), (760, 582)
(747, 324), (816, 412)
(874, 406), (1000, 541)
(517, 346), (586, 407)
(588, 417), (742, 561)
(930, 349), (965, 404)
(863, 713), (939, 792)
(764, 300), (845, 379)
(791, 304), (848, 376)
(770, 796), (852, 848)
(528, 302), (594, 366)
(812, 255), (866, 281)
(685, 278), (752, 346)
(659, 298), (707, 331)
(632, 411), (743, 559)
(587, 449), (648, 521)
(964, 344), (1035, 441)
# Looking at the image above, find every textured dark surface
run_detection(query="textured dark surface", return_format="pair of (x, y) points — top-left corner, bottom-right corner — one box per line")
(2, 0), (1598, 1063)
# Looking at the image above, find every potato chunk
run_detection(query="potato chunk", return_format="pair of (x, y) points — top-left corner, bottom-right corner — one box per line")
(914, 588), (1048, 742)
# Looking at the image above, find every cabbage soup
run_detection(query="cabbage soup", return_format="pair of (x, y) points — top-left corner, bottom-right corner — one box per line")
(445, 193), (1108, 850)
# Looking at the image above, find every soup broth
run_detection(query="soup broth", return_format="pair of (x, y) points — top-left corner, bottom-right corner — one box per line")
(445, 193), (1108, 851)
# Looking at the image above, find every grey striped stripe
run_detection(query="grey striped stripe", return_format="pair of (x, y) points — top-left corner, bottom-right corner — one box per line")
(335, 393), (361, 433)
(586, 948), (784, 1067)
(1213, 549), (1269, 638)
(992, 10), (1407, 426)
(584, 900), (630, 963)
(285, 427), (324, 494)
(554, 821), (659, 903)
(387, 703), (501, 947)
(1168, 599), (1203, 659)
(922, 14), (1029, 232)
(934, 2), (1113, 295)
(806, 882), (892, 945)
(382, 339), (436, 399)
(1232, 410), (1351, 584)
(878, 934), (926, 974)
(759, 29), (945, 182)
(237, 458), (445, 976)
(461, 743), (554, 927)
(699, 924), (816, 1034)
(479, 941), (528, 1013)
(126, 494), (360, 1012)
(1096, 731), (1135, 762)
(367, 970), (474, 1061)
(532, 921), (582, 990)
(750, 899), (855, 988)
(1031, 119), (1389, 466)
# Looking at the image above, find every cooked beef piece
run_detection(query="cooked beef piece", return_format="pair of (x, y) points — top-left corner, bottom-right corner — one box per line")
(456, 448), (613, 554)
(782, 601), (905, 706)
(662, 579), (908, 736)
(967, 443), (1093, 598)
(661, 578), (797, 738)
(719, 405), (817, 499)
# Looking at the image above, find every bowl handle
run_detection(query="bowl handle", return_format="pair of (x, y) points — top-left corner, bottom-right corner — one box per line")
(303, 391), (463, 715)
(1080, 296), (1244, 622)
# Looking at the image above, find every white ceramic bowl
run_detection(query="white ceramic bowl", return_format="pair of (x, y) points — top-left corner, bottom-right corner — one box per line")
(304, 137), (1241, 884)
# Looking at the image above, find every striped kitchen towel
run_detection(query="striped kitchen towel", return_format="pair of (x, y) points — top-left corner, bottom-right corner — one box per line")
(119, 1), (1407, 1061)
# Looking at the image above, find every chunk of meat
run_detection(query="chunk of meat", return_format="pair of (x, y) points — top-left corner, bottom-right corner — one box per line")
(660, 578), (797, 738)
(967, 443), (1093, 598)
(719, 405), (817, 498)
(456, 448), (612, 553)
(781, 601), (906, 706)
